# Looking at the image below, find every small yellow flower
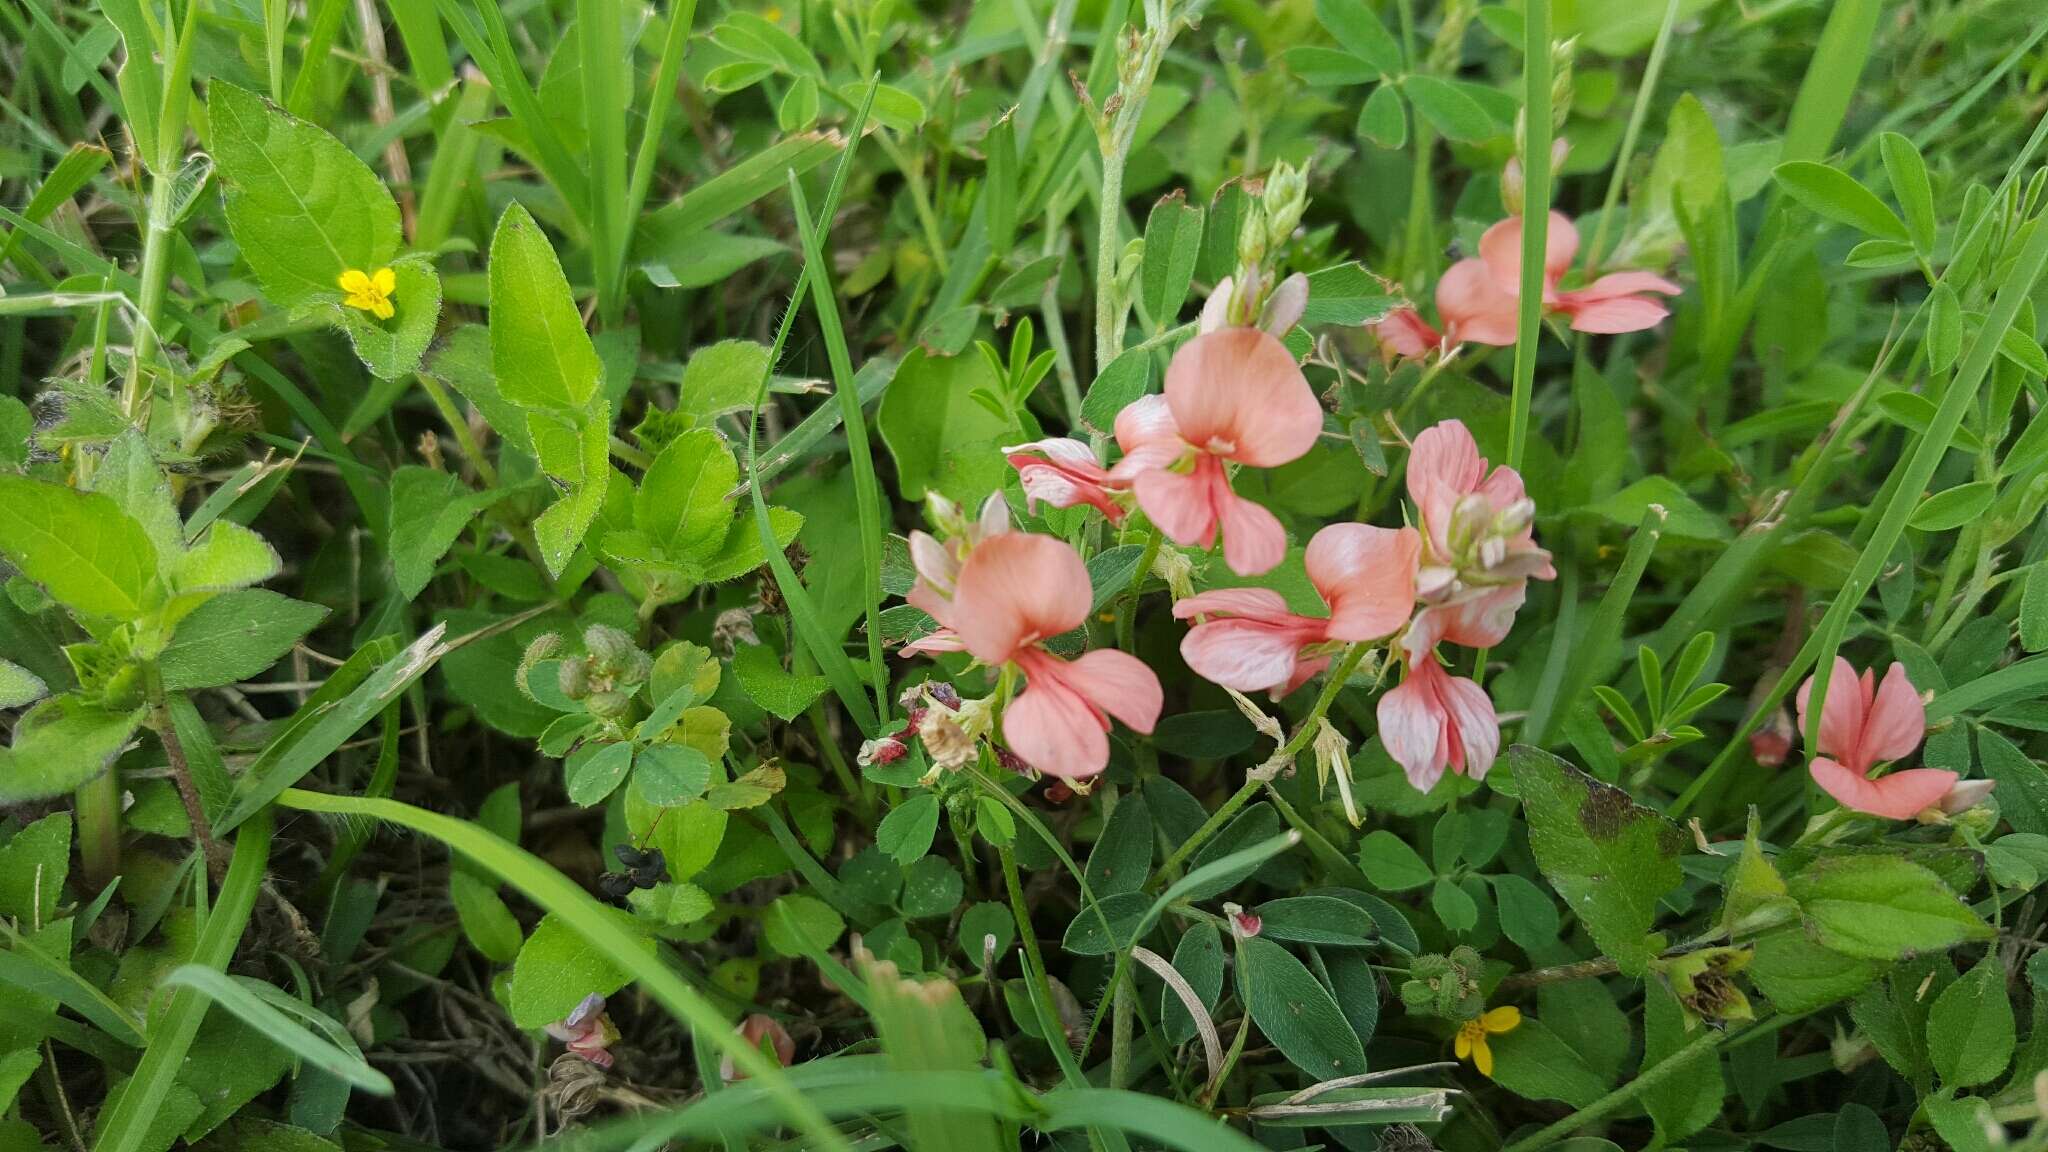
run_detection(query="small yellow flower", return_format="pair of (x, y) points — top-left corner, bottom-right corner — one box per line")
(1454, 1005), (1521, 1077)
(339, 267), (397, 320)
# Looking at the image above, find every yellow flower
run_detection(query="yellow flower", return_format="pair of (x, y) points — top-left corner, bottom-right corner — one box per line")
(1453, 1005), (1521, 1077)
(339, 267), (397, 320)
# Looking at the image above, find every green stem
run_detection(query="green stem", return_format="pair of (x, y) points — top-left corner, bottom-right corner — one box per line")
(1581, 0), (1680, 276)
(1149, 644), (1367, 886)
(122, 0), (206, 417)
(1506, 0), (1553, 473)
(75, 771), (122, 892)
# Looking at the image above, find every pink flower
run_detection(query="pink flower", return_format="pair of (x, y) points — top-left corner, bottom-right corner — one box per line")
(1005, 438), (1125, 522)
(546, 993), (619, 1069)
(1175, 524), (1420, 695)
(901, 494), (1011, 656)
(1378, 654), (1498, 793)
(910, 531), (1162, 779)
(1795, 659), (1956, 820)
(1372, 213), (1679, 358)
(1110, 328), (1324, 577)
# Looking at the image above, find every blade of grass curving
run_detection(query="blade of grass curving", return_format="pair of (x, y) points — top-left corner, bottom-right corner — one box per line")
(788, 172), (890, 724)
(1674, 201), (2048, 819)
(1780, 0), (1881, 164)
(431, 0), (589, 212)
(216, 625), (453, 832)
(1927, 654), (2048, 722)
(622, 0), (700, 296)
(582, 0), (628, 323)
(90, 811), (272, 1152)
(1505, 0), (1552, 472)
(1041, 1088), (1270, 1152)
(0, 927), (147, 1048)
(273, 789), (853, 1152)
(157, 966), (392, 1093)
(743, 76), (882, 736)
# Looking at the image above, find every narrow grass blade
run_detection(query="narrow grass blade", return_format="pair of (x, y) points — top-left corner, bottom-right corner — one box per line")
(272, 789), (852, 1152)
(1505, 0), (1552, 471)
(158, 966), (392, 1093)
(89, 812), (273, 1152)
(0, 930), (147, 1048)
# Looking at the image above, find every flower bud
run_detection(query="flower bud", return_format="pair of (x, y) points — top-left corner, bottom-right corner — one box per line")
(583, 624), (638, 668)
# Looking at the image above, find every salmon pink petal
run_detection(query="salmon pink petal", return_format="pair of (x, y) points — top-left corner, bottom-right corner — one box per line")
(1007, 442), (1123, 520)
(900, 627), (967, 656)
(1306, 523), (1419, 642)
(1408, 420), (1487, 558)
(1796, 657), (1868, 767)
(1113, 394), (1185, 455)
(1438, 669), (1500, 780)
(949, 533), (1093, 665)
(1577, 270), (1681, 297)
(908, 530), (956, 593)
(906, 582), (955, 632)
(1181, 617), (1319, 693)
(1281, 653), (1332, 697)
(1437, 584), (1528, 650)
(1054, 648), (1164, 734)
(1374, 308), (1442, 359)
(1435, 259), (1519, 346)
(1162, 328), (1323, 468)
(1478, 211), (1578, 295)
(1218, 487), (1289, 576)
(1379, 665), (1449, 793)
(1173, 587), (1297, 622)
(1002, 671), (1109, 779)
(1810, 757), (1957, 820)
(1133, 465), (1219, 550)
(1561, 295), (1671, 334)
(1861, 663), (1927, 764)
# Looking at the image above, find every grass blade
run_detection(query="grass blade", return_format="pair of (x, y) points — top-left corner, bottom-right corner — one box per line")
(158, 966), (392, 1093)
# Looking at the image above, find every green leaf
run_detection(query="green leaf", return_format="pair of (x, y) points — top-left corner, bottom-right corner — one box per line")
(900, 856), (964, 920)
(731, 643), (829, 721)
(507, 909), (653, 1028)
(680, 339), (775, 420)
(762, 893), (845, 957)
(1512, 745), (1686, 975)
(565, 741), (635, 806)
(1282, 46), (1379, 86)
(636, 428), (740, 566)
(1911, 481), (1998, 531)
(0, 813), (70, 923)
(0, 476), (157, 620)
(1237, 936), (1365, 1078)
(1644, 94), (1725, 234)
(1139, 193), (1204, 326)
(1161, 923), (1226, 1045)
(170, 520), (281, 594)
(1356, 83), (1407, 149)
(0, 695), (143, 803)
(1978, 728), (2048, 836)
(334, 256), (443, 380)
(489, 202), (603, 411)
(157, 589), (329, 691)
(632, 743), (712, 806)
(878, 347), (1012, 505)
(1251, 895), (1378, 947)
(0, 1048), (39, 1116)
(876, 792), (941, 866)
(0, 660), (48, 710)
(1879, 132), (1936, 254)
(1356, 830), (1433, 891)
(1773, 161), (1909, 241)
(387, 467), (511, 600)
(1926, 955), (2015, 1088)
(1299, 262), (1399, 327)
(450, 870), (522, 964)
(1487, 1018), (1608, 1106)
(1929, 283), (1964, 374)
(1403, 75), (1498, 143)
(1313, 0), (1402, 74)
(529, 401), (611, 577)
(1080, 345), (1158, 437)
(1786, 855), (1992, 961)
(1489, 873), (1562, 950)
(1085, 793), (1153, 897)
(1575, 476), (1731, 541)
(208, 81), (401, 306)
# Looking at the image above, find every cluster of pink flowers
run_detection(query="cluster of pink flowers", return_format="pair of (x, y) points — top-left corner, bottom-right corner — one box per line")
(1170, 418), (1553, 792)
(902, 311), (1561, 794)
(1374, 212), (1679, 359)
(1790, 658), (1992, 821)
